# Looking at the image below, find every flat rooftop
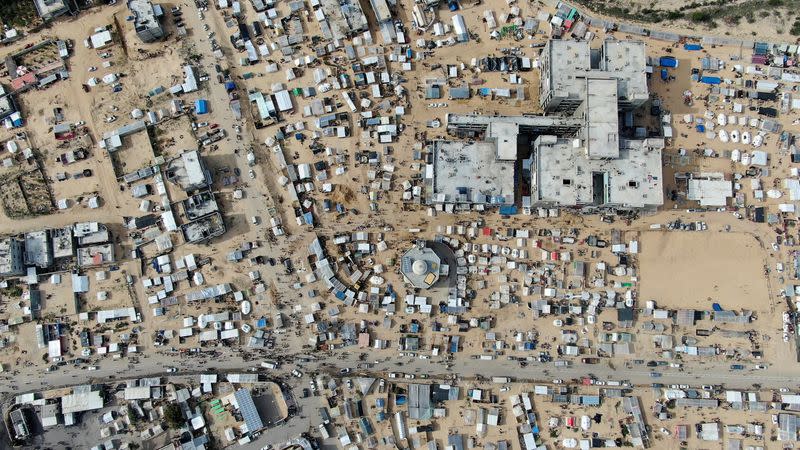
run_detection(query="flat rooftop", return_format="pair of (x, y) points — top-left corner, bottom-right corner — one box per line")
(33, 0), (69, 18)
(181, 212), (225, 243)
(128, 0), (159, 29)
(24, 230), (51, 268)
(532, 136), (664, 209)
(77, 244), (115, 267)
(601, 40), (649, 105)
(487, 121), (518, 161)
(427, 140), (515, 205)
(318, 0), (368, 40)
(167, 150), (210, 192)
(183, 191), (219, 220)
(51, 226), (73, 259)
(584, 78), (619, 159)
(543, 39), (592, 101)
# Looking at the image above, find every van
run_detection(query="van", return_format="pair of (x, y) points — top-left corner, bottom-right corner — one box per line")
(261, 361), (278, 369)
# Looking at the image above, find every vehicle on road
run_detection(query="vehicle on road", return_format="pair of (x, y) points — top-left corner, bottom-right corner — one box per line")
(248, 169), (255, 179)
(649, 372), (662, 378)
(581, 357), (599, 364)
(730, 364), (745, 370)
(291, 369), (303, 377)
(166, 367), (178, 373)
(339, 368), (351, 374)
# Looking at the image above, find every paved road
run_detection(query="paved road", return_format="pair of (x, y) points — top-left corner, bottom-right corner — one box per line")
(2, 345), (797, 400)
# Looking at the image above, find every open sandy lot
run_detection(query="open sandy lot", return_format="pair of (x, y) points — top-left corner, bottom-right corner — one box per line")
(639, 231), (769, 311)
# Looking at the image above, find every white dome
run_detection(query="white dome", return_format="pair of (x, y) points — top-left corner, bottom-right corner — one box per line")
(412, 260), (428, 275)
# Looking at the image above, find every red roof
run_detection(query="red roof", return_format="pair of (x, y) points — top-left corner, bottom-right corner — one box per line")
(11, 72), (36, 90)
(482, 227), (492, 236)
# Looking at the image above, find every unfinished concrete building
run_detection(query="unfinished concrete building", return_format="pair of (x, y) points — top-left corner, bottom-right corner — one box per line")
(128, 0), (164, 43)
(437, 38), (663, 213)
(539, 39), (648, 113)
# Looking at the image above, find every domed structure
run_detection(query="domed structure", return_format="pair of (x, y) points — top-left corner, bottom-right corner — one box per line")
(401, 242), (453, 289)
(411, 260), (428, 276)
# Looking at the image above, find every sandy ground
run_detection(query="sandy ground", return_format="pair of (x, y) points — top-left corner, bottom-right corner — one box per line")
(567, 0), (800, 43)
(0, 0), (797, 448)
(639, 231), (770, 311)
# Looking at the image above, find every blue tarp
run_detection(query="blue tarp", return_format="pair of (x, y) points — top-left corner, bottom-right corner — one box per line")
(224, 81), (236, 92)
(303, 212), (314, 225)
(712, 303), (723, 311)
(696, 124), (705, 132)
(661, 68), (668, 80)
(256, 317), (267, 328)
(659, 56), (678, 68)
(499, 205), (518, 215)
(684, 43), (702, 51)
(195, 99), (209, 114)
(700, 76), (721, 85)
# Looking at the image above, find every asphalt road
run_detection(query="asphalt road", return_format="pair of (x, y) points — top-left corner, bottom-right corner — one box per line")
(2, 346), (797, 401)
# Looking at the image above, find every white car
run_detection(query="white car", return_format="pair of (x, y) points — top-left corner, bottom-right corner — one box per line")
(241, 323), (252, 333)
(88, 66), (97, 72)
(105, 115), (117, 123)
(166, 367), (178, 373)
(419, 355), (430, 360)
(552, 379), (563, 384)
(404, 373), (415, 379)
(248, 169), (256, 179)
(388, 372), (400, 379)
(552, 319), (563, 327)
(291, 369), (303, 378)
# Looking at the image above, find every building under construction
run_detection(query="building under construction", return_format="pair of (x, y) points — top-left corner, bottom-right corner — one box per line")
(432, 38), (663, 213)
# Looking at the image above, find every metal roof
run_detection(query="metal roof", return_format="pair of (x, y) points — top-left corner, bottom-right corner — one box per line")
(234, 389), (263, 433)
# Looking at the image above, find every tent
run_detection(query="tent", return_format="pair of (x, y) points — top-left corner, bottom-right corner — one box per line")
(195, 99), (209, 114)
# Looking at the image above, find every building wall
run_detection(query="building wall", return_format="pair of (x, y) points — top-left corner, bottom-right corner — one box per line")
(136, 25), (164, 43)
(0, 237), (24, 276)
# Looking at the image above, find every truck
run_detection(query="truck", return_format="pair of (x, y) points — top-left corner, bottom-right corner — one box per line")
(581, 357), (600, 364)
(261, 360), (278, 369)
(491, 376), (512, 383)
